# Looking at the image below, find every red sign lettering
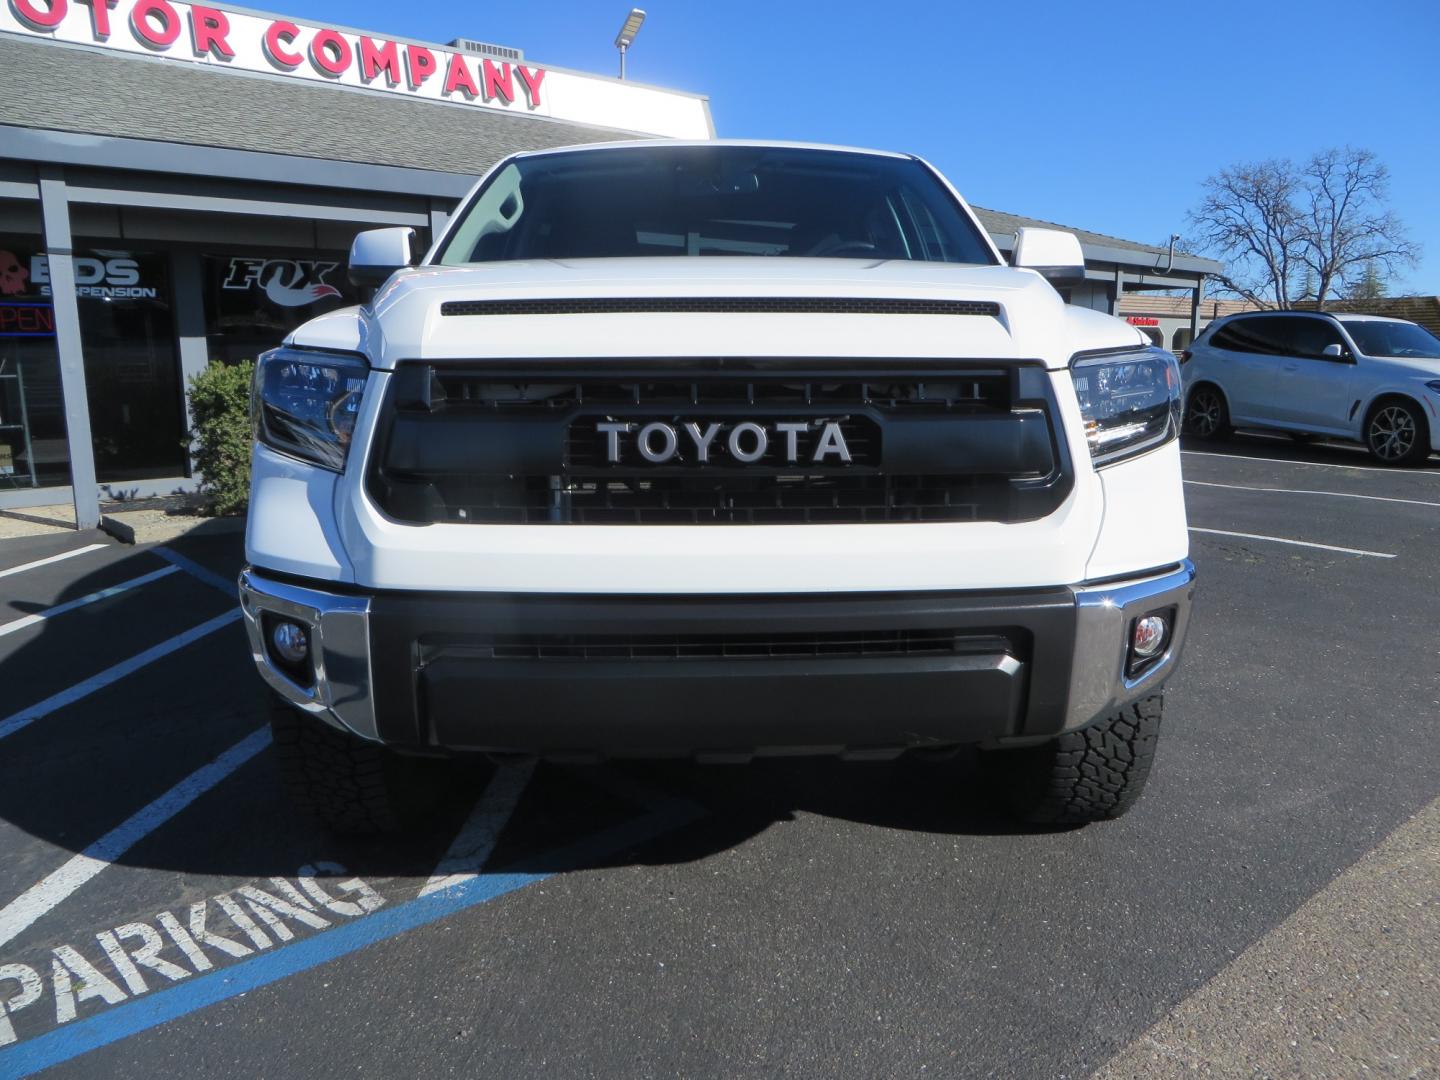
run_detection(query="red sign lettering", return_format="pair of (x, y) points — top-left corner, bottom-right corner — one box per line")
(9, 0), (66, 32)
(130, 0), (181, 48)
(309, 28), (351, 76)
(76, 0), (115, 39)
(516, 65), (545, 108)
(4, 3), (555, 118)
(443, 53), (479, 99)
(405, 45), (436, 89)
(263, 19), (303, 68)
(482, 59), (513, 103)
(0, 304), (56, 336)
(189, 5), (233, 59)
(359, 36), (400, 85)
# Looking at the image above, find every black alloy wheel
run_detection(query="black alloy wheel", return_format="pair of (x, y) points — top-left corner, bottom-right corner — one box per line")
(1365, 400), (1430, 466)
(1184, 385), (1230, 440)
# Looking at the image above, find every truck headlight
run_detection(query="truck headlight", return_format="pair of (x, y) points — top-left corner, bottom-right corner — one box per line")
(1069, 346), (1182, 466)
(253, 347), (368, 471)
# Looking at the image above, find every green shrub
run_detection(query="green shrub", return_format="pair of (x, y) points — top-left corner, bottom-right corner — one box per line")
(187, 360), (254, 516)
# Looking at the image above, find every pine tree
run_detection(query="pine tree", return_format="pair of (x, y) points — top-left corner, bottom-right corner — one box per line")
(1347, 263), (1388, 301)
(1296, 270), (1317, 303)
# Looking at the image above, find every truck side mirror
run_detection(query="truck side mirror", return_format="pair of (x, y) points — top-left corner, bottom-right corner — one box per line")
(1321, 343), (1347, 359)
(1011, 227), (1086, 288)
(348, 227), (417, 289)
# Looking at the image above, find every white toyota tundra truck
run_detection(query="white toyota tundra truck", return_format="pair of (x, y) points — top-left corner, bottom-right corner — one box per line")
(239, 141), (1195, 833)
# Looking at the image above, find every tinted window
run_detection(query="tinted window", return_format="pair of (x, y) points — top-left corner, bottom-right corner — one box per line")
(1209, 315), (1340, 358)
(1341, 320), (1440, 358)
(438, 146), (996, 266)
(69, 245), (186, 483)
(1209, 317), (1284, 354)
(1286, 317), (1345, 358)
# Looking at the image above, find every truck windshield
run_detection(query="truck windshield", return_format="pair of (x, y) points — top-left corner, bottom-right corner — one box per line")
(436, 145), (996, 266)
(1341, 319), (1440, 359)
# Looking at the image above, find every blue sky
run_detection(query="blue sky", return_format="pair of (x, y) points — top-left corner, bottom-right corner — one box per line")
(278, 0), (1440, 294)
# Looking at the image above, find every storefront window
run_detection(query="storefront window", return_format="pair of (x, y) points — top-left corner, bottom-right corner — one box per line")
(0, 236), (70, 490)
(202, 252), (357, 366)
(0, 238), (188, 489)
(68, 246), (186, 483)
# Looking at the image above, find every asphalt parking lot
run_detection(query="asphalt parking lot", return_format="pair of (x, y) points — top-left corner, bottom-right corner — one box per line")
(1, 434), (1437, 1079)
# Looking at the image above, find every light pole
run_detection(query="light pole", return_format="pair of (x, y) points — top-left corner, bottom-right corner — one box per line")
(615, 8), (645, 80)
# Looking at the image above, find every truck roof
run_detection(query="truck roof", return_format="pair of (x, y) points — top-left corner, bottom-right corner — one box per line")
(509, 139), (915, 162)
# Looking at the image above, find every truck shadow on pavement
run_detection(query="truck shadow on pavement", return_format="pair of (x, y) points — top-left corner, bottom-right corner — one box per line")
(0, 533), (1056, 901)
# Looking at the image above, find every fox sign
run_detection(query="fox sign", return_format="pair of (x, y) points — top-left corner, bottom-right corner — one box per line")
(1, 0), (712, 138)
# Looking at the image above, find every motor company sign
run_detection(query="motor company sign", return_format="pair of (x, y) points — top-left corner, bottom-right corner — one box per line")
(0, 0), (711, 137)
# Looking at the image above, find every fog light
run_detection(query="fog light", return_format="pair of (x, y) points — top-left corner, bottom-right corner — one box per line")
(1132, 615), (1168, 659)
(271, 620), (310, 665)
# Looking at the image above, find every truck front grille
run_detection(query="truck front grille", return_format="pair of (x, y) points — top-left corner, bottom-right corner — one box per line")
(366, 361), (1071, 526)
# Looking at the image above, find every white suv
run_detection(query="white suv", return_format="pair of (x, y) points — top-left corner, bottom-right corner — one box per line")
(1182, 311), (1440, 465)
(238, 141), (1195, 832)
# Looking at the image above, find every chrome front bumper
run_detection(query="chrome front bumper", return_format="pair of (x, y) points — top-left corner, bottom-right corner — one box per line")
(239, 559), (1196, 750)
(239, 571), (380, 741)
(1061, 558), (1196, 735)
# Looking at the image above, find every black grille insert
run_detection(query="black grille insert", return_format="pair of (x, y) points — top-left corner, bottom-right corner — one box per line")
(432, 628), (1015, 662)
(368, 363), (1071, 526)
(439, 298), (1001, 318)
(422, 371), (1011, 413)
(404, 473), (1013, 525)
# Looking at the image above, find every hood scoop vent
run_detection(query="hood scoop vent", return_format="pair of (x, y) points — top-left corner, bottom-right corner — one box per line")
(439, 298), (1001, 318)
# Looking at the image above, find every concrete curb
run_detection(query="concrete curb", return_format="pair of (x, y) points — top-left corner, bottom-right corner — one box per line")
(100, 513), (247, 546)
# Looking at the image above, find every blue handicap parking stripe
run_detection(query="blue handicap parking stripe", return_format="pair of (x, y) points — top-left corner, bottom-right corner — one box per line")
(0, 797), (702, 1077)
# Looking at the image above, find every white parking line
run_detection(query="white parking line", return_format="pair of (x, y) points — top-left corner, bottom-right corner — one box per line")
(419, 760), (537, 897)
(1186, 479), (1440, 509)
(1189, 527), (1397, 559)
(1183, 449), (1440, 476)
(0, 609), (242, 742)
(0, 566), (178, 639)
(0, 544), (108, 581)
(0, 727), (271, 949)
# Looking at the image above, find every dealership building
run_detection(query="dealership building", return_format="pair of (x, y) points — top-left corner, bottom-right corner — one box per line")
(0, 0), (1219, 527)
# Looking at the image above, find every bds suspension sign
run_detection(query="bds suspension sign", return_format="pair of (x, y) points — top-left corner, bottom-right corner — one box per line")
(1, 0), (711, 138)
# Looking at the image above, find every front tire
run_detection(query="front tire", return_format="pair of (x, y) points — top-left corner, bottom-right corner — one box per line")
(1184, 385), (1231, 440)
(987, 695), (1163, 825)
(1364, 399), (1431, 466)
(268, 694), (448, 835)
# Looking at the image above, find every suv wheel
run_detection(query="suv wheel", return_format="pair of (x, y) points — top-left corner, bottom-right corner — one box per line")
(268, 693), (449, 835)
(986, 695), (1163, 825)
(1184, 386), (1231, 440)
(1365, 399), (1430, 466)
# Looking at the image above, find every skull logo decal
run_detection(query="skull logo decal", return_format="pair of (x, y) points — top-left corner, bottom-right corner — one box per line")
(0, 251), (28, 296)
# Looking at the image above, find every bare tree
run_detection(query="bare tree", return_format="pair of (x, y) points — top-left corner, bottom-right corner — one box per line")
(1187, 148), (1418, 310)
(1299, 148), (1416, 309)
(1188, 159), (1306, 309)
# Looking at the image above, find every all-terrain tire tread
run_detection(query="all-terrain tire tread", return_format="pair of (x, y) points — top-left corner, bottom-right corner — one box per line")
(268, 695), (409, 835)
(1002, 695), (1163, 825)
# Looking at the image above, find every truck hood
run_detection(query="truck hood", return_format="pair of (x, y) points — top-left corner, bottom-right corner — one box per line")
(289, 257), (1145, 369)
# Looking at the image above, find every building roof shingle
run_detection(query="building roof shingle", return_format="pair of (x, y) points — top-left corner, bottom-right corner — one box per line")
(971, 206), (1176, 256)
(0, 34), (628, 179)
